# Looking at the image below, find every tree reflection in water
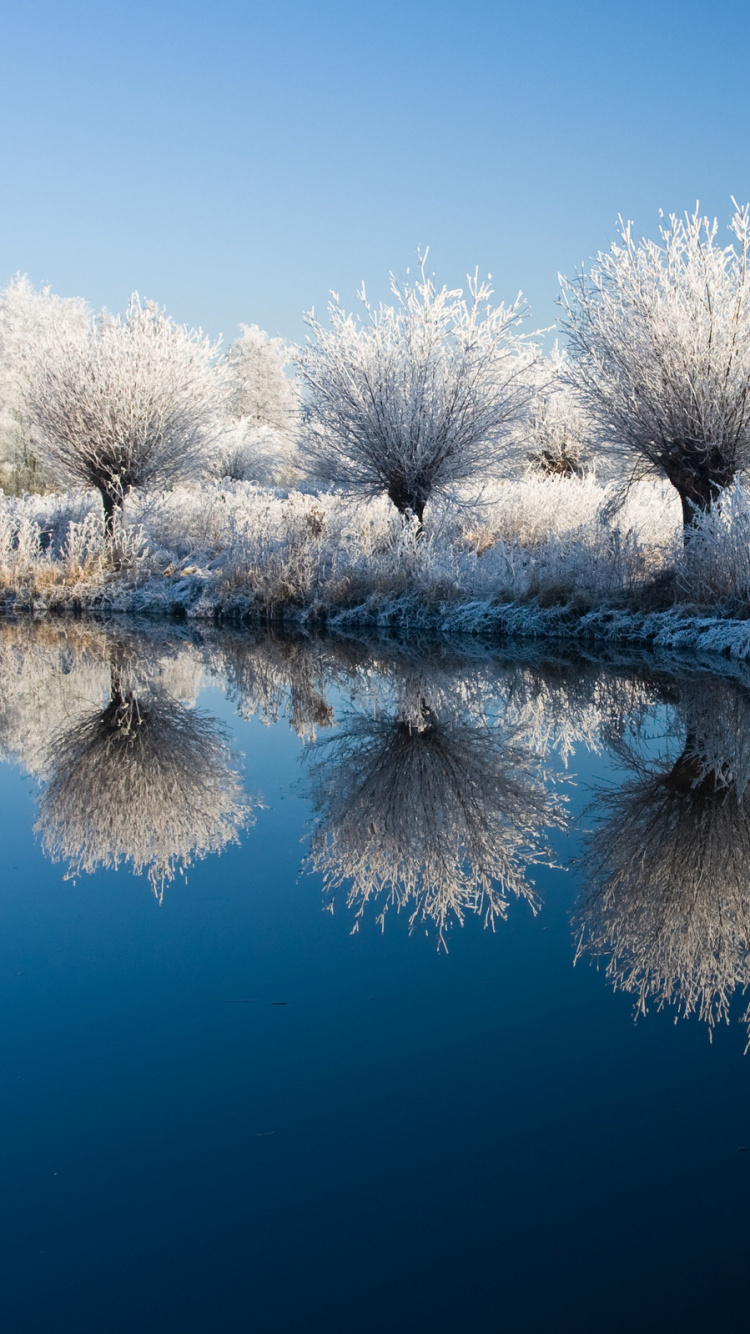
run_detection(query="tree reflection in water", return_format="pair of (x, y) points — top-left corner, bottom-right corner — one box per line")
(35, 644), (253, 896)
(575, 676), (750, 1039)
(306, 689), (565, 946)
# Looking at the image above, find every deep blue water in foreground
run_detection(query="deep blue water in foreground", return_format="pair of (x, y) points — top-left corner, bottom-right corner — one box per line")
(1, 625), (749, 1333)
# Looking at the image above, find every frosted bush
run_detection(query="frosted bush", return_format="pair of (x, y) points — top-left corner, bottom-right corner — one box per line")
(219, 488), (337, 607)
(464, 475), (608, 548)
(615, 477), (681, 547)
(515, 345), (594, 478)
(9, 514), (43, 567)
(60, 511), (150, 580)
(677, 479), (750, 602)
(0, 487), (153, 598)
(211, 422), (299, 485)
(0, 469), (741, 621)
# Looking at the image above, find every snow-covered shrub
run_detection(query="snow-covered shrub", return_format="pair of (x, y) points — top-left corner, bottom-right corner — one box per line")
(517, 344), (594, 477)
(0, 276), (90, 493)
(211, 421), (298, 485)
(460, 476), (680, 574)
(59, 511), (150, 580)
(561, 202), (750, 534)
(27, 295), (226, 530)
(4, 488), (100, 557)
(0, 488), (153, 599)
(614, 477), (682, 548)
(218, 488), (339, 608)
(299, 255), (535, 521)
(462, 475), (608, 549)
(0, 469), (727, 621)
(677, 479), (750, 602)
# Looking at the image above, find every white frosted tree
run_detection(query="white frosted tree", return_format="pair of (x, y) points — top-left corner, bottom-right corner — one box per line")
(560, 203), (750, 534)
(299, 256), (535, 523)
(28, 295), (226, 530)
(0, 276), (90, 492)
(212, 324), (300, 483)
(226, 323), (299, 429)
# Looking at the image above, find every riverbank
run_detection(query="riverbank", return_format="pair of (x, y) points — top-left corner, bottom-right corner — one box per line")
(2, 474), (750, 667)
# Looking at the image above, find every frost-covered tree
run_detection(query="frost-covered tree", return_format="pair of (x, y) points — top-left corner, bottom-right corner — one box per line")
(212, 324), (301, 483)
(28, 296), (225, 530)
(575, 677), (750, 1037)
(0, 276), (90, 492)
(226, 324), (299, 430)
(560, 203), (750, 534)
(299, 257), (534, 523)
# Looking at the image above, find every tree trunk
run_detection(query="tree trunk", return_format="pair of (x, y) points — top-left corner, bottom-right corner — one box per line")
(387, 481), (426, 532)
(665, 739), (705, 794)
(665, 737), (728, 804)
(669, 456), (734, 544)
(101, 487), (119, 539)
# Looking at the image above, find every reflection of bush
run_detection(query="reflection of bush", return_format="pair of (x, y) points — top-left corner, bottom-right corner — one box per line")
(36, 676), (251, 895)
(575, 679), (750, 1037)
(307, 702), (564, 945)
(218, 633), (341, 739)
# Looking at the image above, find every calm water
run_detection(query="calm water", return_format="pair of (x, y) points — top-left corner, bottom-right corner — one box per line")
(1, 621), (749, 1333)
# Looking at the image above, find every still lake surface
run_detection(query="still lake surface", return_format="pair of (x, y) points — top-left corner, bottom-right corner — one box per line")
(1, 620), (749, 1333)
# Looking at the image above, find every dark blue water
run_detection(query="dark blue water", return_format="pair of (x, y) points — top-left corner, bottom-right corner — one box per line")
(1, 624), (749, 1333)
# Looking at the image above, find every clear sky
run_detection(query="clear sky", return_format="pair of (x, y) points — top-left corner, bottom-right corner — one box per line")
(1, 0), (747, 345)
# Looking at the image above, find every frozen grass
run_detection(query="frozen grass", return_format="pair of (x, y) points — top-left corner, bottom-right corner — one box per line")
(2, 472), (750, 660)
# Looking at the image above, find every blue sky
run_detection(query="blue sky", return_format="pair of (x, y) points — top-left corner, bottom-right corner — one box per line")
(1, 0), (747, 345)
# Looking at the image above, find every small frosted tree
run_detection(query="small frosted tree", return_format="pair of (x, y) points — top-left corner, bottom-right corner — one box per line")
(212, 324), (301, 483)
(28, 296), (225, 530)
(226, 324), (299, 430)
(0, 275), (90, 492)
(560, 202), (750, 534)
(299, 257), (534, 523)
